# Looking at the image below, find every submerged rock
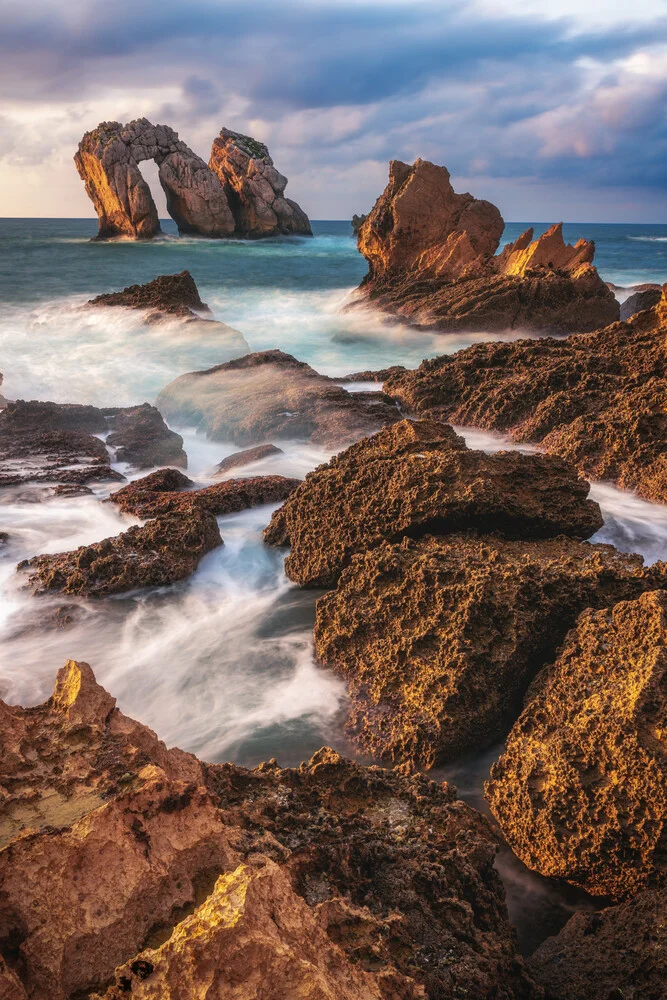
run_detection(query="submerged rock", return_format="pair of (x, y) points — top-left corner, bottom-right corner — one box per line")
(0, 663), (540, 1000)
(18, 508), (222, 596)
(384, 292), (667, 503)
(355, 159), (618, 333)
(108, 467), (301, 518)
(209, 128), (311, 237)
(264, 419), (603, 588)
(157, 350), (400, 447)
(314, 534), (667, 766)
(214, 443), (284, 474)
(486, 590), (667, 900)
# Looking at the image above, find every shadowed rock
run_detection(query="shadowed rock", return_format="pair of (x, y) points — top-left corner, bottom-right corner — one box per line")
(619, 283), (662, 321)
(214, 443), (284, 474)
(103, 403), (187, 469)
(264, 419), (604, 588)
(314, 534), (667, 766)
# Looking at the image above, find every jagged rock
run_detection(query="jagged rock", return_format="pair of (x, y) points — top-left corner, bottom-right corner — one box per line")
(0, 663), (540, 1000)
(156, 350), (400, 447)
(486, 590), (667, 900)
(215, 443), (283, 474)
(355, 159), (618, 333)
(384, 291), (667, 503)
(75, 119), (235, 239)
(18, 508), (222, 596)
(351, 213), (367, 235)
(264, 419), (603, 588)
(313, 535), (667, 766)
(103, 403), (186, 469)
(528, 889), (667, 1000)
(88, 270), (210, 318)
(620, 284), (662, 321)
(108, 467), (301, 518)
(209, 128), (311, 237)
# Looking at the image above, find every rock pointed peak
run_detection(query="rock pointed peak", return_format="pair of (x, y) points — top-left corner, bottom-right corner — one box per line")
(52, 660), (116, 727)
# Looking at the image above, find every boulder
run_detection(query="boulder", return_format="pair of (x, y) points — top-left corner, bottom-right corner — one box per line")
(529, 890), (667, 1000)
(214, 443), (283, 474)
(384, 292), (667, 503)
(264, 419), (603, 588)
(486, 590), (667, 900)
(108, 468), (301, 518)
(355, 159), (618, 333)
(620, 284), (662, 321)
(313, 534), (667, 766)
(103, 403), (187, 469)
(209, 128), (311, 237)
(0, 663), (540, 1000)
(88, 270), (210, 318)
(18, 508), (222, 596)
(156, 350), (400, 447)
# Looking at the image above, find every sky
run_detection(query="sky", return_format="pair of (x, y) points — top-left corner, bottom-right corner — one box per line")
(1, 0), (666, 222)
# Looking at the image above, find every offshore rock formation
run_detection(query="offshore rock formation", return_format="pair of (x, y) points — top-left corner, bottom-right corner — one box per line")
(529, 889), (667, 1000)
(264, 419), (603, 588)
(76, 120), (311, 240)
(314, 535), (667, 767)
(214, 443), (283, 474)
(108, 467), (301, 518)
(355, 159), (618, 333)
(0, 662), (540, 1000)
(384, 291), (667, 503)
(157, 350), (400, 448)
(351, 213), (367, 235)
(209, 128), (312, 237)
(18, 509), (222, 596)
(88, 270), (210, 319)
(486, 590), (667, 900)
(102, 403), (187, 469)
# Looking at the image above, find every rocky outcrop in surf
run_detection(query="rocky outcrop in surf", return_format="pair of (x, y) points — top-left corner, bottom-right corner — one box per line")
(486, 589), (667, 900)
(214, 443), (284, 474)
(102, 403), (187, 469)
(355, 158), (619, 333)
(76, 120), (311, 240)
(619, 283), (662, 321)
(88, 270), (211, 319)
(0, 661), (540, 1000)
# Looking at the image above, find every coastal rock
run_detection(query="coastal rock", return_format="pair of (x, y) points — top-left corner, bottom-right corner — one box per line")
(88, 270), (211, 319)
(355, 160), (618, 333)
(209, 128), (311, 237)
(264, 419), (603, 588)
(486, 590), (667, 900)
(351, 213), (367, 235)
(215, 443), (283, 474)
(108, 468), (301, 518)
(619, 284), (662, 321)
(0, 664), (540, 1000)
(75, 119), (235, 239)
(156, 350), (400, 447)
(103, 403), (187, 469)
(528, 890), (667, 1000)
(18, 508), (222, 596)
(384, 291), (667, 502)
(313, 535), (667, 766)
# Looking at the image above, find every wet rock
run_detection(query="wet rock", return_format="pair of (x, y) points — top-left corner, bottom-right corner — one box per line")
(486, 590), (667, 900)
(214, 443), (284, 473)
(52, 483), (94, 497)
(209, 128), (311, 237)
(355, 159), (618, 333)
(18, 508), (222, 596)
(103, 403), (187, 469)
(314, 534), (667, 766)
(157, 350), (400, 447)
(384, 292), (667, 503)
(108, 467), (301, 518)
(88, 270), (211, 318)
(264, 419), (603, 588)
(75, 119), (235, 239)
(619, 284), (662, 321)
(341, 365), (407, 382)
(529, 890), (667, 1000)
(0, 664), (540, 1000)
(0, 399), (106, 434)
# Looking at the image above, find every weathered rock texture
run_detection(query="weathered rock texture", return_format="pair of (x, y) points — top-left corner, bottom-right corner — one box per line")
(209, 128), (311, 237)
(88, 270), (210, 318)
(620, 284), (662, 321)
(529, 889), (667, 1000)
(384, 292), (667, 503)
(103, 403), (186, 468)
(264, 419), (603, 588)
(314, 535), (667, 766)
(486, 590), (667, 900)
(18, 509), (222, 596)
(0, 663), (540, 999)
(157, 350), (400, 447)
(108, 467), (300, 518)
(355, 159), (618, 333)
(215, 443), (283, 474)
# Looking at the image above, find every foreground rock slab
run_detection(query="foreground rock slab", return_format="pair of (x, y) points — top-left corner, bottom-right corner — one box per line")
(355, 159), (618, 333)
(486, 590), (667, 900)
(264, 419), (603, 588)
(0, 662), (540, 999)
(314, 535), (667, 766)
(157, 349), (400, 447)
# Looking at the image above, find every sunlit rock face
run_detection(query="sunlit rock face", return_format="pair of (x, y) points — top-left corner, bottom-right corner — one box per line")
(209, 128), (312, 237)
(355, 158), (619, 333)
